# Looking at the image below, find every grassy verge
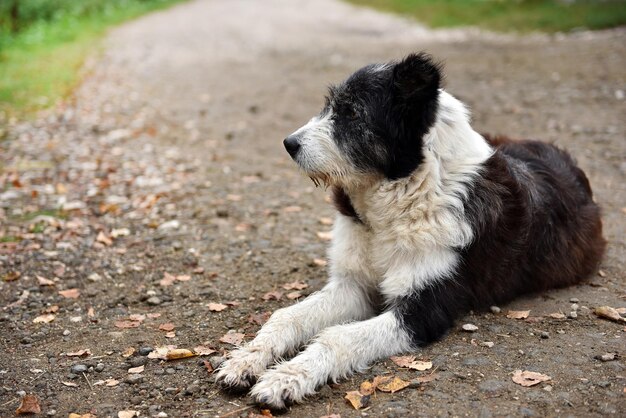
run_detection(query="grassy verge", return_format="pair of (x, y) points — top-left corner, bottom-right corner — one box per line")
(0, 0), (186, 119)
(346, 0), (626, 33)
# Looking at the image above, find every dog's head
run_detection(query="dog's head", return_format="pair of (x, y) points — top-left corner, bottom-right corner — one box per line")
(284, 53), (442, 187)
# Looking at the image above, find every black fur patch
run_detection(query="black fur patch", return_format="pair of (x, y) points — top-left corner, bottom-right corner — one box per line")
(331, 186), (363, 224)
(326, 53), (441, 180)
(394, 137), (605, 347)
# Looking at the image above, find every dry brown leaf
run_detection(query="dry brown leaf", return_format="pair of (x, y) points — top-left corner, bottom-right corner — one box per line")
(147, 345), (176, 360)
(594, 306), (626, 323)
(320, 415), (341, 418)
(59, 288), (80, 299)
(160, 272), (177, 287)
(344, 390), (370, 410)
(549, 313), (566, 319)
(118, 411), (138, 418)
(282, 281), (308, 290)
(96, 231), (113, 246)
(316, 231), (333, 241)
(390, 355), (432, 371)
(359, 380), (375, 396)
(69, 414), (97, 418)
(147, 313), (162, 319)
(159, 323), (175, 332)
(128, 314), (145, 322)
(203, 360), (214, 373)
(3, 271), (21, 282)
(208, 303), (228, 312)
(115, 320), (141, 329)
(128, 365), (144, 374)
(62, 381), (79, 387)
(121, 347), (135, 358)
(193, 346), (217, 356)
(37, 275), (56, 286)
(16, 394), (41, 415)
(248, 312), (271, 326)
(33, 314), (56, 323)
(106, 379), (120, 387)
(506, 310), (530, 319)
(176, 274), (191, 282)
(377, 376), (411, 393)
(220, 332), (245, 346)
(262, 291), (283, 301)
(87, 307), (96, 318)
(512, 370), (551, 387)
(286, 291), (302, 300)
(66, 349), (91, 357)
(43, 305), (59, 314)
(166, 348), (196, 360)
(372, 375), (393, 388)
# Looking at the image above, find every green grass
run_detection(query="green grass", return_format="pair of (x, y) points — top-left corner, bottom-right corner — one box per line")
(0, 0), (186, 119)
(347, 0), (626, 33)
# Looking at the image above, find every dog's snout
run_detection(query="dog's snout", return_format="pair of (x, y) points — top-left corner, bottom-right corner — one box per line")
(283, 135), (301, 158)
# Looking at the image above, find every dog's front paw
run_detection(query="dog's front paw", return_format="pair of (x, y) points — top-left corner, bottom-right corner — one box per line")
(250, 363), (316, 409)
(215, 346), (272, 391)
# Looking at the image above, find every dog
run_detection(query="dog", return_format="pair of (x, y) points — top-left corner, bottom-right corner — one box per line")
(216, 53), (606, 409)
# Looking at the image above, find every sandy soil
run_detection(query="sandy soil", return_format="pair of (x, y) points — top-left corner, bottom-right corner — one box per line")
(1, 0), (625, 417)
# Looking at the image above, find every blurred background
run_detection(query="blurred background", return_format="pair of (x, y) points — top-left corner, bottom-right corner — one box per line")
(1, 0), (625, 119)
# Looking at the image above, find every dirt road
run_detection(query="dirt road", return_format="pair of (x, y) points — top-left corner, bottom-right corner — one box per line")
(1, 0), (625, 416)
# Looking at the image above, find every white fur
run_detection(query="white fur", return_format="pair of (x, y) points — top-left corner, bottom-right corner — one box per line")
(218, 90), (492, 407)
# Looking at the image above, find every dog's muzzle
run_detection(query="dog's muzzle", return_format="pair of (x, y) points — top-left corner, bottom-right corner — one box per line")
(283, 134), (301, 159)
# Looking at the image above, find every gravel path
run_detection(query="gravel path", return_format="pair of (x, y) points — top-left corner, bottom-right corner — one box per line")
(1, 0), (625, 416)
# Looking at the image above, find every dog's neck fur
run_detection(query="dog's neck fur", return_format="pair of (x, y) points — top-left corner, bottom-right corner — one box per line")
(339, 91), (493, 245)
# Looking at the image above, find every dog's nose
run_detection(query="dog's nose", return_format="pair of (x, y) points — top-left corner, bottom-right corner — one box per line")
(283, 135), (301, 158)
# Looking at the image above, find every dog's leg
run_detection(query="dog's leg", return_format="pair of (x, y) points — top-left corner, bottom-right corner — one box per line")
(250, 310), (412, 408)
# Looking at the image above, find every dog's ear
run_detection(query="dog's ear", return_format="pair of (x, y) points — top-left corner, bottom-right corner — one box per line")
(392, 53), (441, 101)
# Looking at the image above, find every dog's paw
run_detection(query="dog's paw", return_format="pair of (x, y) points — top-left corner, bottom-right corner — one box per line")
(215, 346), (272, 391)
(250, 364), (315, 409)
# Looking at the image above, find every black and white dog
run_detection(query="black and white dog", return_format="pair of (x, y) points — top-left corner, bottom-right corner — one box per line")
(216, 53), (606, 408)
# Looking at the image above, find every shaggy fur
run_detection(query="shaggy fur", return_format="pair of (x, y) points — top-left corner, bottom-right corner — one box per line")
(215, 53), (606, 409)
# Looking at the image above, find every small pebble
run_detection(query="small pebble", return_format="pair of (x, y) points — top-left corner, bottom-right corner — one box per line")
(490, 306), (501, 314)
(95, 363), (105, 372)
(125, 374), (144, 384)
(156, 413), (168, 418)
(595, 353), (616, 362)
(129, 357), (148, 367)
(17, 390), (26, 397)
(71, 364), (88, 374)
(462, 323), (478, 332)
(164, 387), (178, 394)
(568, 311), (578, 319)
(569, 297), (579, 303)
(571, 303), (579, 310)
(47, 410), (57, 416)
(209, 356), (225, 370)
(540, 331), (550, 339)
(165, 368), (176, 374)
(139, 346), (154, 356)
(62, 330), (71, 336)
(480, 341), (494, 348)
(146, 296), (162, 306)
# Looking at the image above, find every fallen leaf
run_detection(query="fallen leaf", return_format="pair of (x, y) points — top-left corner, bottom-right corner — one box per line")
(344, 390), (370, 410)
(248, 312), (271, 325)
(96, 231), (113, 246)
(37, 275), (56, 286)
(372, 375), (393, 388)
(118, 411), (138, 418)
(62, 381), (79, 387)
(286, 291), (302, 300)
(59, 288), (80, 299)
(512, 370), (551, 387)
(594, 306), (626, 323)
(359, 380), (375, 396)
(87, 307), (96, 318)
(16, 394), (41, 415)
(159, 272), (177, 287)
(219, 332), (245, 346)
(43, 305), (59, 313)
(316, 231), (333, 241)
(282, 281), (308, 290)
(506, 310), (530, 319)
(115, 320), (141, 329)
(33, 314), (56, 323)
(166, 348), (196, 360)
(203, 360), (214, 373)
(3, 271), (21, 282)
(147, 313), (162, 319)
(377, 376), (411, 393)
(147, 346), (176, 360)
(193, 346), (217, 356)
(159, 323), (175, 332)
(320, 415), (341, 418)
(390, 355), (432, 371)
(616, 307), (626, 314)
(121, 347), (135, 358)
(128, 365), (144, 374)
(106, 379), (120, 387)
(176, 274), (191, 282)
(128, 314), (146, 322)
(208, 302), (228, 312)
(66, 349), (91, 357)
(69, 414), (96, 418)
(262, 291), (283, 301)
(549, 313), (566, 319)
(193, 267), (205, 274)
